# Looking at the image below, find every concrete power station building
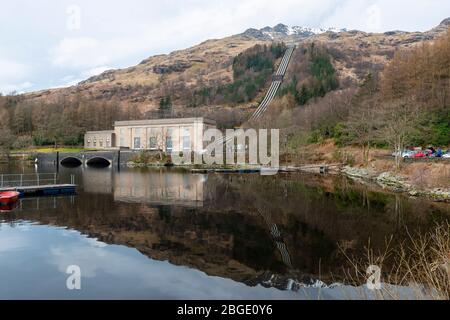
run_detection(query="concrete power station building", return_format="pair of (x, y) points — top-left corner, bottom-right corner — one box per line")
(84, 118), (217, 153)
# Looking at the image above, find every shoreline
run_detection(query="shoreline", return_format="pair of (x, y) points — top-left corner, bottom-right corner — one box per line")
(3, 149), (449, 203)
(341, 166), (450, 203)
(126, 161), (450, 203)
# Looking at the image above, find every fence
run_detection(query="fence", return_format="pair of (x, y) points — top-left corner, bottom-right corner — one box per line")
(0, 173), (58, 188)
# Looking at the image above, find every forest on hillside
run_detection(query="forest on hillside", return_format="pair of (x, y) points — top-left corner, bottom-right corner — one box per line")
(262, 31), (450, 164)
(187, 43), (287, 107)
(0, 95), (143, 151)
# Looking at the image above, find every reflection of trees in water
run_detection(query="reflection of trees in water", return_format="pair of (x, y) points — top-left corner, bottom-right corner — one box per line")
(204, 174), (450, 280)
(4, 172), (450, 286)
(157, 205), (172, 222)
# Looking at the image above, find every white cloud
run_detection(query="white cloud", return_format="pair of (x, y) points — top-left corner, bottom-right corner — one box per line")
(1, 82), (35, 94)
(0, 59), (29, 80)
(0, 58), (33, 94)
(1, 0), (449, 92)
(365, 4), (383, 31)
(50, 37), (106, 68)
(0, 234), (29, 253)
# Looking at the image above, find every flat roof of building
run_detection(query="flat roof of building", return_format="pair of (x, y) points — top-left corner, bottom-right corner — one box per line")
(114, 117), (216, 127)
(85, 130), (115, 134)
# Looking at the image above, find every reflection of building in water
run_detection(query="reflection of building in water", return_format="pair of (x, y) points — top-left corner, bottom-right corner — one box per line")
(113, 170), (207, 207)
(81, 168), (114, 194)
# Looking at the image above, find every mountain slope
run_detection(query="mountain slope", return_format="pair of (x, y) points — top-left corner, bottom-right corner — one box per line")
(23, 18), (450, 116)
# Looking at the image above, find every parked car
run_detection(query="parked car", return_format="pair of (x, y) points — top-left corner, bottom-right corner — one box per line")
(392, 150), (415, 158)
(402, 150), (416, 158)
(435, 149), (444, 158)
(412, 151), (427, 158)
(424, 150), (434, 158)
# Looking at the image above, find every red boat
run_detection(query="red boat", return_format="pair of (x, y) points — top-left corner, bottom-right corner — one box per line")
(0, 202), (18, 213)
(0, 191), (20, 204)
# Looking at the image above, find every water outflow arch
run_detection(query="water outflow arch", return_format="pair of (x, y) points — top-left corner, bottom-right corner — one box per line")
(37, 150), (127, 169)
(60, 157), (83, 167)
(85, 157), (111, 167)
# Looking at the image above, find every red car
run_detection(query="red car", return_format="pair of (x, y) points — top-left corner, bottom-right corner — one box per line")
(412, 151), (427, 158)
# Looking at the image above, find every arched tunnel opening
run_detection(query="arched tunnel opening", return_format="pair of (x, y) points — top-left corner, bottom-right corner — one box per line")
(86, 157), (111, 168)
(60, 157), (83, 168)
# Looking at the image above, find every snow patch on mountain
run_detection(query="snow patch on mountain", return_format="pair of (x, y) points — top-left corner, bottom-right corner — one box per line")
(243, 23), (346, 40)
(289, 25), (345, 35)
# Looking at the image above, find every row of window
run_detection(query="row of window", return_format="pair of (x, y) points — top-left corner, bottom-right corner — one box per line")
(120, 127), (192, 151)
(86, 137), (111, 148)
(131, 136), (190, 151)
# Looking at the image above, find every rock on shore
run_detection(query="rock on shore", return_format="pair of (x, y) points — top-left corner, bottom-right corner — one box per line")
(342, 166), (450, 202)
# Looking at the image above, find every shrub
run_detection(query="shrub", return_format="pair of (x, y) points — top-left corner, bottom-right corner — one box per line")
(13, 136), (34, 150)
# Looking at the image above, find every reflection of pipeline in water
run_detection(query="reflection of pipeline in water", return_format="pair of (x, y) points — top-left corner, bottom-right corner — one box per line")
(217, 174), (293, 268)
(257, 208), (293, 268)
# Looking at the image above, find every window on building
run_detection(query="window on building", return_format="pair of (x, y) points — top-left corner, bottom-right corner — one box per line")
(183, 128), (191, 151)
(120, 129), (126, 147)
(99, 140), (103, 147)
(134, 137), (141, 149)
(166, 136), (173, 152)
(149, 137), (157, 150)
(183, 136), (190, 150)
(165, 128), (173, 152)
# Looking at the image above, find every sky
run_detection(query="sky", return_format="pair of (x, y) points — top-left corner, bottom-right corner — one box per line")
(0, 0), (449, 94)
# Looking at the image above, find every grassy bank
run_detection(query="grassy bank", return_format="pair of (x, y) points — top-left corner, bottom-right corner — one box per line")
(11, 147), (97, 154)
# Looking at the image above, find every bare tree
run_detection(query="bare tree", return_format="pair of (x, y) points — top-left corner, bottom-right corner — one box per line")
(153, 128), (169, 161)
(0, 127), (14, 162)
(378, 98), (420, 170)
(346, 95), (380, 166)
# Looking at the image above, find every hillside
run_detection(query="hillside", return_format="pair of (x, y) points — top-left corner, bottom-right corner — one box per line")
(22, 18), (450, 114)
(25, 35), (265, 110)
(0, 18), (448, 149)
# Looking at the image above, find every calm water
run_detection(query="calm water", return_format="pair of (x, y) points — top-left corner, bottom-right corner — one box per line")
(0, 162), (449, 299)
